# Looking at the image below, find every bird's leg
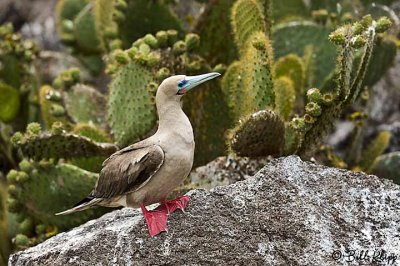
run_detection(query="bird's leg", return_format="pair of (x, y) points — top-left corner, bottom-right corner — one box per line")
(155, 195), (190, 214)
(140, 204), (168, 237)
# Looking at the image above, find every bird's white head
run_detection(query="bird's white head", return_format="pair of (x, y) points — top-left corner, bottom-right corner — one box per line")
(156, 72), (221, 102)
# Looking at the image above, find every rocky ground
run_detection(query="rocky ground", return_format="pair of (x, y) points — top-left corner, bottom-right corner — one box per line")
(9, 156), (400, 266)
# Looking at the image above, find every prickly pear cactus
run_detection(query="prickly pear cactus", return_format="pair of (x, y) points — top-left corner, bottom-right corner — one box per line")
(360, 36), (397, 87)
(274, 54), (305, 99)
(274, 76), (295, 121)
(271, 0), (309, 23)
(229, 110), (285, 157)
(221, 61), (244, 124)
(272, 21), (336, 87)
(56, 0), (89, 37)
(63, 84), (108, 129)
(242, 32), (275, 112)
(11, 122), (118, 161)
(108, 61), (156, 146)
(69, 123), (112, 173)
(231, 0), (266, 55)
(73, 3), (104, 53)
(117, 0), (183, 48)
(195, 0), (238, 65)
(6, 160), (104, 230)
(0, 23), (38, 90)
(0, 23), (39, 131)
(0, 181), (9, 265)
(297, 16), (393, 158)
(39, 86), (71, 129)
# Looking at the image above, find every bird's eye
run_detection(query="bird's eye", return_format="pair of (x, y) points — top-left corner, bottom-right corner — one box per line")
(178, 80), (188, 88)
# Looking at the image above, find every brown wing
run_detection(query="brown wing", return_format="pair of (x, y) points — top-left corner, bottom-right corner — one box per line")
(93, 144), (164, 198)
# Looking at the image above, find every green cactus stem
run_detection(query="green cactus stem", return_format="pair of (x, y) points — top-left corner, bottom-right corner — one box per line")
(184, 81), (231, 166)
(0, 180), (10, 265)
(55, 0), (88, 44)
(229, 110), (285, 157)
(52, 67), (81, 89)
(297, 16), (392, 158)
(360, 36), (397, 88)
(283, 121), (302, 155)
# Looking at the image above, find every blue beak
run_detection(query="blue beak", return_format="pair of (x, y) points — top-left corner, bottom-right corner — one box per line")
(177, 72), (221, 95)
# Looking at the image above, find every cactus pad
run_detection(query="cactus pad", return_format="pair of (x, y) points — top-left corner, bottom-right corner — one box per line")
(12, 126), (118, 161)
(229, 110), (285, 157)
(231, 0), (266, 55)
(7, 162), (105, 229)
(63, 84), (107, 129)
(272, 21), (336, 87)
(108, 61), (156, 147)
(39, 85), (71, 129)
(0, 82), (20, 123)
(274, 54), (305, 98)
(195, 0), (237, 65)
(221, 61), (245, 124)
(118, 0), (183, 48)
(73, 3), (103, 53)
(274, 76), (295, 121)
(242, 32), (275, 111)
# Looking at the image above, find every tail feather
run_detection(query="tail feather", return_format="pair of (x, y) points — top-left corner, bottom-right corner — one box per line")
(55, 197), (102, 216)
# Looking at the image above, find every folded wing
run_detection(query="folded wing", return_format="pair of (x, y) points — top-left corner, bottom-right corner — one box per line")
(94, 144), (164, 199)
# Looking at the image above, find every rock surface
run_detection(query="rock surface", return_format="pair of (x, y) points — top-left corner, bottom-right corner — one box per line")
(189, 155), (270, 189)
(9, 156), (400, 266)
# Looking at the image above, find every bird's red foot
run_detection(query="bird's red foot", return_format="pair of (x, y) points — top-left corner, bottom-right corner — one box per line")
(156, 195), (190, 214)
(140, 204), (168, 237)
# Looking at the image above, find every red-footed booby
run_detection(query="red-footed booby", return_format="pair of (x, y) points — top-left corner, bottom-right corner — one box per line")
(56, 72), (221, 236)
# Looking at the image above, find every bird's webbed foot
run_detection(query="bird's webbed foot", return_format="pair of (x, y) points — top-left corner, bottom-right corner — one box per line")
(155, 195), (190, 214)
(140, 204), (168, 237)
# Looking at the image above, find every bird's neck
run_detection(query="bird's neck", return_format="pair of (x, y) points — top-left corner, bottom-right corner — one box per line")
(156, 98), (192, 137)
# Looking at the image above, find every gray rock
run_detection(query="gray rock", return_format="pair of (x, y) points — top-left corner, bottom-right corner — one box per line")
(8, 156), (400, 266)
(189, 155), (270, 189)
